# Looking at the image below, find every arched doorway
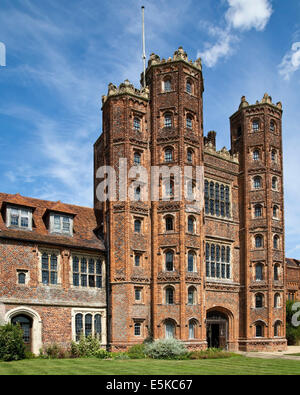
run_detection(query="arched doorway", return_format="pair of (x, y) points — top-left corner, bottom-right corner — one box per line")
(11, 314), (33, 352)
(206, 311), (229, 349)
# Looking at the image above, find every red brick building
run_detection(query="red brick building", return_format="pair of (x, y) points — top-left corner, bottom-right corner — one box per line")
(95, 47), (287, 352)
(1, 47), (297, 353)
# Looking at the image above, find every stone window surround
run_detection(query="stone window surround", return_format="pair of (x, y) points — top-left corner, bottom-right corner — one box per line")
(70, 253), (104, 290)
(49, 213), (73, 236)
(16, 269), (30, 286)
(71, 308), (107, 345)
(38, 248), (61, 287)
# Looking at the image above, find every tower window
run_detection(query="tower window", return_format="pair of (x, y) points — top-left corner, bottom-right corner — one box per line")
(165, 216), (174, 231)
(273, 205), (279, 219)
(164, 148), (173, 162)
(134, 254), (141, 267)
(255, 293), (264, 308)
(188, 287), (196, 305)
(255, 235), (263, 248)
(134, 152), (141, 165)
(134, 219), (142, 233)
(271, 150), (277, 162)
(187, 252), (195, 272)
(188, 216), (195, 233)
(186, 80), (192, 94)
(205, 242), (231, 280)
(253, 150), (260, 161)
(254, 204), (263, 218)
(134, 117), (141, 131)
(164, 79), (171, 92)
(187, 149), (193, 163)
(255, 263), (263, 281)
(252, 120), (259, 132)
(186, 115), (193, 129)
(18, 272), (26, 285)
(253, 176), (262, 189)
(165, 251), (174, 271)
(270, 120), (275, 132)
(134, 323), (141, 336)
(164, 113), (172, 128)
(256, 324), (263, 337)
(165, 287), (174, 305)
(272, 177), (278, 190)
(273, 235), (279, 249)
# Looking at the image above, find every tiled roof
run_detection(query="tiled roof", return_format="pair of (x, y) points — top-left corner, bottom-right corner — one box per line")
(0, 193), (105, 251)
(286, 258), (300, 268)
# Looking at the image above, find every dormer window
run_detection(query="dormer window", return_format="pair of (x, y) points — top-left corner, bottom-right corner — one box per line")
(50, 214), (73, 235)
(7, 206), (32, 230)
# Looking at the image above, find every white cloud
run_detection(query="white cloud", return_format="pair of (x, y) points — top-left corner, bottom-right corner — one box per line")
(198, 0), (272, 67)
(225, 0), (273, 31)
(279, 42), (300, 80)
(198, 27), (237, 68)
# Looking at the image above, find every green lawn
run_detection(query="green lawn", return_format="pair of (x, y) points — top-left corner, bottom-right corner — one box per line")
(0, 356), (300, 375)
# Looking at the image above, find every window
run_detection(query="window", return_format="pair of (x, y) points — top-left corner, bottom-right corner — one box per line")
(18, 272), (26, 285)
(134, 219), (142, 233)
(165, 251), (174, 271)
(273, 235), (279, 249)
(164, 180), (174, 198)
(204, 180), (231, 219)
(164, 79), (171, 92)
(134, 152), (141, 165)
(166, 287), (174, 305)
(134, 117), (141, 131)
(7, 207), (32, 229)
(134, 254), (141, 267)
(50, 214), (73, 235)
(188, 287), (196, 305)
(256, 324), (263, 337)
(255, 263), (263, 281)
(272, 177), (278, 190)
(41, 253), (58, 285)
(134, 323), (141, 336)
(252, 120), (259, 132)
(255, 293), (263, 308)
(186, 80), (192, 94)
(274, 264), (279, 281)
(274, 321), (281, 337)
(164, 148), (173, 162)
(186, 115), (193, 129)
(188, 216), (195, 233)
(187, 252), (195, 272)
(271, 150), (277, 162)
(253, 150), (260, 161)
(254, 205), (263, 218)
(187, 149), (193, 163)
(165, 216), (174, 231)
(270, 120), (275, 132)
(164, 113), (172, 128)
(255, 235), (263, 248)
(253, 176), (262, 189)
(135, 288), (142, 302)
(188, 320), (196, 339)
(273, 205), (279, 219)
(134, 187), (141, 201)
(274, 293), (280, 308)
(165, 320), (175, 339)
(75, 312), (102, 341)
(205, 242), (231, 279)
(72, 256), (102, 288)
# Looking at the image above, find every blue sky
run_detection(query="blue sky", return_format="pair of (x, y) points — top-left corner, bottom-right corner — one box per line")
(0, 0), (299, 258)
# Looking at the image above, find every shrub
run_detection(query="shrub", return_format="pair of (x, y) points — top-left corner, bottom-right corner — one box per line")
(40, 343), (70, 359)
(70, 335), (102, 358)
(95, 349), (111, 359)
(188, 348), (235, 360)
(112, 352), (130, 360)
(144, 338), (188, 360)
(0, 324), (26, 362)
(127, 344), (146, 359)
(286, 300), (300, 345)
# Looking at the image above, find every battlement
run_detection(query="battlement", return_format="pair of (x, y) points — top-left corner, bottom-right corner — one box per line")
(239, 93), (282, 110)
(102, 79), (149, 105)
(146, 46), (202, 72)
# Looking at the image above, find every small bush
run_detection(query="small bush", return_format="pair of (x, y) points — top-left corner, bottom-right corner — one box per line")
(0, 324), (26, 362)
(40, 343), (70, 359)
(188, 348), (235, 360)
(70, 335), (102, 358)
(112, 352), (130, 360)
(95, 349), (111, 359)
(144, 338), (188, 360)
(127, 344), (146, 359)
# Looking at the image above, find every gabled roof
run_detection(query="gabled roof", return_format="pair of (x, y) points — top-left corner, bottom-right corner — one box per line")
(0, 193), (105, 251)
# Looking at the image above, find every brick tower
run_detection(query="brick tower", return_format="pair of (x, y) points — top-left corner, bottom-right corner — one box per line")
(230, 94), (287, 351)
(145, 48), (206, 347)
